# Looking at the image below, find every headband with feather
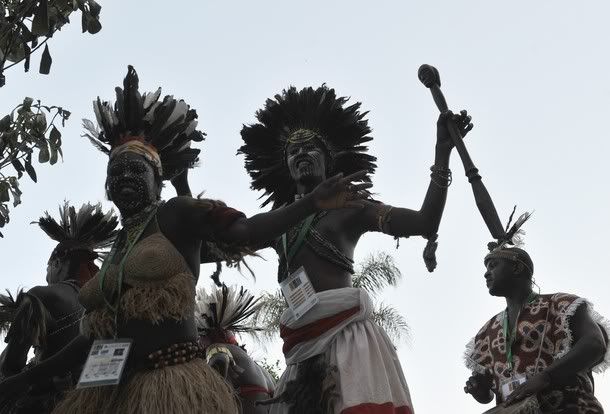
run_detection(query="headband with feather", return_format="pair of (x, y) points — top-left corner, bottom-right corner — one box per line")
(33, 201), (119, 260)
(195, 285), (263, 342)
(82, 65), (205, 180)
(485, 206), (534, 275)
(238, 85), (377, 209)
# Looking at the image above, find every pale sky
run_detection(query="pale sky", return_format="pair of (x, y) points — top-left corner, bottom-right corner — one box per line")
(1, 1), (609, 412)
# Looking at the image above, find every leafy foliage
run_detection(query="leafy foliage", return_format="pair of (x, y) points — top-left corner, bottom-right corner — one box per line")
(0, 0), (102, 85)
(252, 289), (287, 341)
(257, 358), (282, 383)
(352, 251), (401, 296)
(253, 252), (410, 345)
(371, 302), (410, 344)
(0, 97), (70, 236)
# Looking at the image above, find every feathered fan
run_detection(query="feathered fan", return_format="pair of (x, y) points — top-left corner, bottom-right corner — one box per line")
(82, 65), (205, 180)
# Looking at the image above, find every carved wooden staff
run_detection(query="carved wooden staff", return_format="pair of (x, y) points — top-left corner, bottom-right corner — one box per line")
(418, 64), (506, 240)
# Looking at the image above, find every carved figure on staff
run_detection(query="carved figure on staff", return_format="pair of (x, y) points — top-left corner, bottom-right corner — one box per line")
(238, 84), (473, 413)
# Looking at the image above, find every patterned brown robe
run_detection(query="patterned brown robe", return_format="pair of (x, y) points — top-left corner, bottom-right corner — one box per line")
(465, 293), (609, 413)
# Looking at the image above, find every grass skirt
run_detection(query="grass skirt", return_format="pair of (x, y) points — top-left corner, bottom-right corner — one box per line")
(52, 358), (238, 414)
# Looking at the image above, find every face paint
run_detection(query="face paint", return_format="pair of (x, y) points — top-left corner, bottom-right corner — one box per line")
(107, 152), (159, 214)
(46, 248), (69, 284)
(286, 140), (328, 185)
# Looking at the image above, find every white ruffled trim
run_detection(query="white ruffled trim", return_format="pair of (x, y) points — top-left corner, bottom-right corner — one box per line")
(590, 306), (610, 373)
(555, 297), (610, 373)
(463, 336), (488, 375)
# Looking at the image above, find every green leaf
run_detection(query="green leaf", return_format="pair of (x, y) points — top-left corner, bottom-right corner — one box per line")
(0, 115), (12, 132)
(23, 97), (34, 109)
(38, 143), (50, 163)
(24, 158), (37, 182)
(0, 183), (10, 203)
(49, 146), (58, 165)
(4, 130), (18, 146)
(80, 8), (87, 33)
(9, 183), (22, 207)
(33, 112), (47, 133)
(32, 0), (50, 36)
(39, 44), (52, 75)
(11, 159), (24, 178)
(49, 125), (61, 145)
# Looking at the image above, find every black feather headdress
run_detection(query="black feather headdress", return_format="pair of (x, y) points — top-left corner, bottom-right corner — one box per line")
(82, 65), (205, 180)
(33, 201), (119, 259)
(195, 285), (263, 340)
(238, 85), (377, 208)
(485, 206), (534, 275)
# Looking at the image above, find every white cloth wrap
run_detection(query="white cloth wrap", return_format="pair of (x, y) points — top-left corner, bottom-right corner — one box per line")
(271, 287), (413, 414)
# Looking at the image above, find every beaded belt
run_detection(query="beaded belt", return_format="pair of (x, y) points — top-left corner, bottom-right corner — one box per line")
(145, 341), (205, 370)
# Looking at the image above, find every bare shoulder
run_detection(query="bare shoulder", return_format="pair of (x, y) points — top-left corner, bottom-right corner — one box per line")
(163, 196), (195, 213)
(27, 285), (56, 302)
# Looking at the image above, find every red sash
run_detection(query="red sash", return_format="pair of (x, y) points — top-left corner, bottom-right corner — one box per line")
(280, 306), (360, 354)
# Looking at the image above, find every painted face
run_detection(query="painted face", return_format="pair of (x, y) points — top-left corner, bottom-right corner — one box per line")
(483, 258), (517, 296)
(46, 248), (70, 284)
(286, 140), (328, 184)
(106, 152), (159, 213)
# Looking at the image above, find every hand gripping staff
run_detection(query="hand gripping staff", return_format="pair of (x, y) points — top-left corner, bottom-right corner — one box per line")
(418, 64), (506, 240)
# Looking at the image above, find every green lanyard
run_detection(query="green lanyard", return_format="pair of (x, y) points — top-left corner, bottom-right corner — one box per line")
(281, 214), (316, 275)
(98, 206), (157, 337)
(502, 292), (538, 371)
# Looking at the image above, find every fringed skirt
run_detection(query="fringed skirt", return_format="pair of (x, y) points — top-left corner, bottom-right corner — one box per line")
(52, 358), (239, 414)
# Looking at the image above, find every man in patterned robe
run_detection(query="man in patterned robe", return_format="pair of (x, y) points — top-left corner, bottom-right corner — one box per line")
(464, 245), (609, 413)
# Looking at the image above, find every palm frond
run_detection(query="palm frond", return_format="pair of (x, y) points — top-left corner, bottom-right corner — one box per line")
(251, 289), (287, 342)
(371, 302), (410, 346)
(352, 252), (401, 296)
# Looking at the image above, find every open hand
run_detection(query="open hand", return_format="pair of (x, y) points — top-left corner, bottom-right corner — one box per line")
(311, 170), (372, 210)
(437, 110), (473, 151)
(503, 372), (550, 407)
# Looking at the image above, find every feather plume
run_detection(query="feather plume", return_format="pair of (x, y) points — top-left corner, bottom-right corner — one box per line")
(239, 85), (376, 208)
(83, 66), (204, 180)
(1, 290), (50, 348)
(195, 285), (263, 338)
(0, 289), (23, 335)
(506, 211), (532, 247)
(32, 201), (119, 254)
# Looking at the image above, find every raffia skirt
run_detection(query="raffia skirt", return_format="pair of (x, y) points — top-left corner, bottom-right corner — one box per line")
(52, 358), (239, 414)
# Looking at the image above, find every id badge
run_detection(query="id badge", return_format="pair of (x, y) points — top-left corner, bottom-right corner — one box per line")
(500, 374), (527, 401)
(280, 266), (319, 320)
(77, 339), (132, 388)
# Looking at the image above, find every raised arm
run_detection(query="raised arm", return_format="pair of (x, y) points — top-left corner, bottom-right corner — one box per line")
(356, 111), (472, 239)
(171, 171), (371, 246)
